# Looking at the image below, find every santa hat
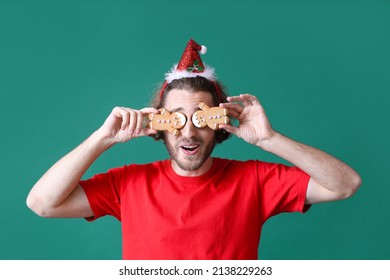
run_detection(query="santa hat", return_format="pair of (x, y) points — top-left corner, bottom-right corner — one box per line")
(164, 39), (216, 83)
(159, 39), (221, 99)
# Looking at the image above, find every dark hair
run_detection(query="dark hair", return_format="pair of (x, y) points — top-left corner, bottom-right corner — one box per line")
(150, 76), (231, 144)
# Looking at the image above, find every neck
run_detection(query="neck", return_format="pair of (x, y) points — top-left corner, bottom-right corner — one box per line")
(171, 157), (213, 177)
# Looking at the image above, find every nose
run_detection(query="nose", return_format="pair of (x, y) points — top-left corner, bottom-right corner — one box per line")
(180, 115), (198, 138)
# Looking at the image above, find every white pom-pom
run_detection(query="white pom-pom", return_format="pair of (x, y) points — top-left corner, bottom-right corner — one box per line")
(200, 45), (207, 55)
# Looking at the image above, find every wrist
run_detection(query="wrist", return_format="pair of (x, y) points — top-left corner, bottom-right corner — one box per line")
(90, 129), (116, 152)
(256, 130), (281, 152)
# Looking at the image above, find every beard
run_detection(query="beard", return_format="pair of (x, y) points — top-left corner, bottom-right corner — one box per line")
(164, 135), (216, 172)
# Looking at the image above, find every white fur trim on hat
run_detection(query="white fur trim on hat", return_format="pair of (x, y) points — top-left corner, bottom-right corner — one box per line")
(165, 64), (216, 83)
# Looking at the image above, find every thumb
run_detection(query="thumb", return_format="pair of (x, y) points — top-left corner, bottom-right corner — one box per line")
(140, 127), (158, 137)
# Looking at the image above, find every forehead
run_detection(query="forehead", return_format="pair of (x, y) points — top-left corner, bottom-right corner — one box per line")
(164, 89), (213, 111)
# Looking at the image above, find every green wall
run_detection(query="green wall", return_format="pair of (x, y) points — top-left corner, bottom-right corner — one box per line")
(1, 0), (389, 259)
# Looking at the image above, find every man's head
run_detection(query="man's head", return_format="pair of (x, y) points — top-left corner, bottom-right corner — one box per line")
(150, 77), (231, 173)
(150, 76), (231, 144)
(149, 39), (230, 173)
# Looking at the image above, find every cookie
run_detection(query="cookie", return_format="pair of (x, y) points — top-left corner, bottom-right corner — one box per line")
(192, 102), (229, 130)
(148, 108), (187, 136)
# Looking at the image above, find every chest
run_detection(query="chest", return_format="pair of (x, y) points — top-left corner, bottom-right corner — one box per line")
(119, 175), (262, 259)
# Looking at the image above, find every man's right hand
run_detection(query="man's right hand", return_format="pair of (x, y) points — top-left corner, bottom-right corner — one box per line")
(97, 106), (159, 145)
(26, 106), (160, 218)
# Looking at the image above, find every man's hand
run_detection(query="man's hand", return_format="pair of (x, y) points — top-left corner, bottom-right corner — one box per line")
(219, 94), (276, 148)
(221, 93), (361, 204)
(26, 105), (160, 218)
(97, 106), (159, 146)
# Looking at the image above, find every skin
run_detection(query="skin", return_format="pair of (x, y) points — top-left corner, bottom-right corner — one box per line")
(163, 89), (216, 176)
(219, 94), (362, 204)
(26, 89), (361, 218)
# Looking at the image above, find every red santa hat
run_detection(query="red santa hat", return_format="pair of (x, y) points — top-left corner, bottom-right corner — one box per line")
(164, 39), (216, 83)
(159, 39), (220, 99)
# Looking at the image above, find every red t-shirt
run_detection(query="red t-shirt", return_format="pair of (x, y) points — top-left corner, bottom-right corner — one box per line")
(80, 158), (310, 260)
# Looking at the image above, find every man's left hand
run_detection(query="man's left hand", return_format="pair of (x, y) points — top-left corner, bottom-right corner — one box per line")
(219, 94), (276, 148)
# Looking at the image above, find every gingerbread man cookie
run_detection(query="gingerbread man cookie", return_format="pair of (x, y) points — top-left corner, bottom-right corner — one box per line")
(192, 102), (229, 130)
(148, 108), (187, 136)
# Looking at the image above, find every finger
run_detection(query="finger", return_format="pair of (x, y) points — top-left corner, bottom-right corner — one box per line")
(227, 94), (260, 106)
(240, 93), (261, 106)
(226, 95), (244, 103)
(135, 110), (143, 134)
(240, 94), (254, 107)
(219, 124), (241, 137)
(140, 128), (158, 137)
(220, 102), (244, 118)
(242, 100), (253, 106)
(140, 107), (160, 115)
(140, 107), (161, 129)
(127, 110), (137, 133)
(225, 109), (240, 119)
(219, 102), (244, 112)
(112, 107), (130, 130)
(226, 95), (252, 107)
(231, 111), (241, 119)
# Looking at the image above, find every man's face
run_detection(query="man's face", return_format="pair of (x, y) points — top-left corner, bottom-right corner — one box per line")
(163, 89), (216, 175)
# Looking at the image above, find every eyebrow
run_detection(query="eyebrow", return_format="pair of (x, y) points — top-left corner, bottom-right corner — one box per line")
(170, 107), (184, 112)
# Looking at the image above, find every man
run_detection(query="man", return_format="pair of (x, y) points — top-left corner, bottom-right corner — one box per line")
(27, 39), (361, 259)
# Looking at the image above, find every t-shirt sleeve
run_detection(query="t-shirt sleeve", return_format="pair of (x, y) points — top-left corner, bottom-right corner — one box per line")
(79, 166), (124, 222)
(256, 161), (311, 222)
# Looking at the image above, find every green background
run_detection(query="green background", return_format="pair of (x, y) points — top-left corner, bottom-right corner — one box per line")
(1, 0), (389, 260)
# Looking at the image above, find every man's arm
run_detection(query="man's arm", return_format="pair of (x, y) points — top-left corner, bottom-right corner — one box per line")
(26, 107), (158, 218)
(220, 94), (361, 205)
(260, 132), (361, 204)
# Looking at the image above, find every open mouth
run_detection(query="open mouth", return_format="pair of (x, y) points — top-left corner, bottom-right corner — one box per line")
(180, 144), (200, 155)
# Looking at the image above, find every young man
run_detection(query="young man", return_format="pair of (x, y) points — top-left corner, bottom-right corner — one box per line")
(27, 39), (361, 259)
